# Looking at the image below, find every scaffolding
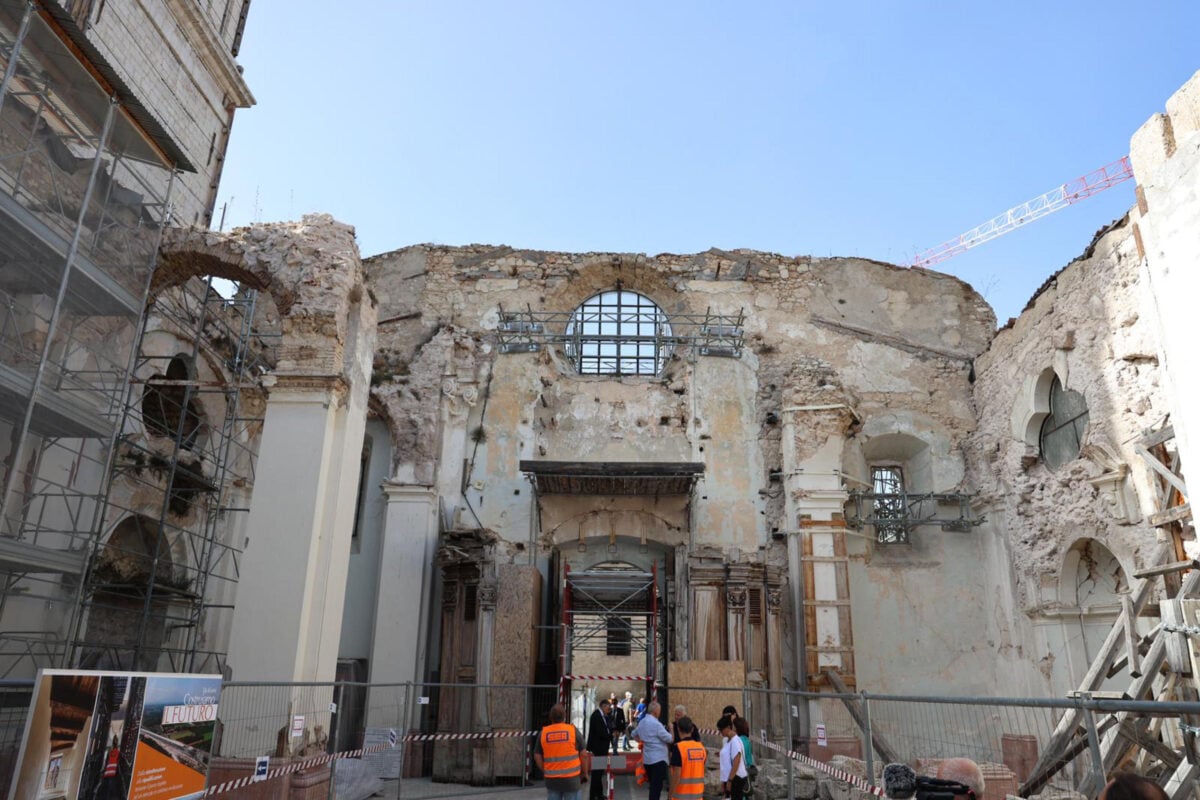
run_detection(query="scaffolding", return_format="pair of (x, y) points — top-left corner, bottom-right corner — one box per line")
(497, 306), (746, 361)
(559, 563), (661, 702)
(65, 277), (272, 673)
(0, 0), (176, 675)
(0, 0), (269, 677)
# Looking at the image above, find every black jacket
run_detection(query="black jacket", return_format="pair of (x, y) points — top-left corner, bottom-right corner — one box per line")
(611, 706), (627, 732)
(586, 708), (613, 757)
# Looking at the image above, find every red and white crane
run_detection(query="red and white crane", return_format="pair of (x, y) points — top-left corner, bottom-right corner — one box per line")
(908, 156), (1134, 268)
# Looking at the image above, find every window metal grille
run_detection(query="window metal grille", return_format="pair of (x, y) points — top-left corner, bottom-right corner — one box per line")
(871, 466), (909, 544)
(565, 290), (672, 376)
(1040, 377), (1088, 470)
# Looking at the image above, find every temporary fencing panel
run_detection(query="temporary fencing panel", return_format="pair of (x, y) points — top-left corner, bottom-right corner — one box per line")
(3, 677), (1195, 799)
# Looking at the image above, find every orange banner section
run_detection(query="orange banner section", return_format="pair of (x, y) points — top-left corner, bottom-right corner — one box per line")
(128, 740), (205, 800)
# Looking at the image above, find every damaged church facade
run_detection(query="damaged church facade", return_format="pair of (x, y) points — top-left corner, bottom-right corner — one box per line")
(0, 0), (1196, 781)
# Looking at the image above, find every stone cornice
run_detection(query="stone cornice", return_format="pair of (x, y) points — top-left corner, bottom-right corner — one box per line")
(166, 0), (255, 107)
(381, 482), (437, 500)
(261, 374), (349, 404)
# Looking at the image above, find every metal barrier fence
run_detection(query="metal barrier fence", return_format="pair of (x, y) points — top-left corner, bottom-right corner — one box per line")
(636, 685), (1198, 800)
(1, 678), (1197, 799)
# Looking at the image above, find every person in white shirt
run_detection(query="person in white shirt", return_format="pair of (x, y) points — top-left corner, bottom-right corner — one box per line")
(717, 715), (748, 800)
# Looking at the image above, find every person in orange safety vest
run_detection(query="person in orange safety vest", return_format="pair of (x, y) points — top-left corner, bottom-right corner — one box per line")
(96, 738), (122, 800)
(534, 703), (589, 800)
(671, 717), (706, 800)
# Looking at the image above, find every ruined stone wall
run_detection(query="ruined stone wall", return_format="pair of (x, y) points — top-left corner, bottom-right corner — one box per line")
(967, 217), (1176, 695)
(366, 245), (998, 693)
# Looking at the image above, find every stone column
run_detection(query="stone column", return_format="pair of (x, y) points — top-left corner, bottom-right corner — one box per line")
(368, 483), (439, 690)
(226, 374), (366, 682)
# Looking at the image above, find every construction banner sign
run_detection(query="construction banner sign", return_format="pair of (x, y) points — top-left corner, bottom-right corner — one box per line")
(9, 670), (222, 800)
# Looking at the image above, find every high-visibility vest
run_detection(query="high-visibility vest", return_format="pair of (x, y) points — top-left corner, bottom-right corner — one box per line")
(671, 740), (706, 800)
(103, 748), (119, 778)
(539, 723), (581, 780)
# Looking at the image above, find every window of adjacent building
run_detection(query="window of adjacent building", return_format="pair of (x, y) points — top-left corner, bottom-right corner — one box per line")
(565, 290), (671, 376)
(606, 615), (632, 656)
(871, 465), (909, 544)
(1040, 376), (1088, 470)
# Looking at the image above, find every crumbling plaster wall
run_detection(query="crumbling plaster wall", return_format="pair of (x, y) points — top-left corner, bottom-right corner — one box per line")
(967, 217), (1174, 695)
(366, 246), (993, 549)
(367, 245), (1000, 693)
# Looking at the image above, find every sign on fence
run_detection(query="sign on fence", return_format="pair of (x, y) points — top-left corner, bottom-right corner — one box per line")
(816, 724), (827, 747)
(8, 669), (222, 800)
(252, 757), (269, 783)
(291, 715), (305, 738)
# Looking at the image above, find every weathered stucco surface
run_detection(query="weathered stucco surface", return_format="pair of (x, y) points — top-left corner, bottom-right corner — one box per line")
(967, 216), (1180, 694)
(1130, 68), (1200, 491)
(366, 244), (999, 697)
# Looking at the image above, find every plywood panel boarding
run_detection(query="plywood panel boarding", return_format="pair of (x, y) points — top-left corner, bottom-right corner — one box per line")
(669, 660), (745, 733)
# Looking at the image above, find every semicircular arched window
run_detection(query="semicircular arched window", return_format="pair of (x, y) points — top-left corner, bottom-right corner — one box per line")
(565, 290), (672, 376)
(1040, 376), (1088, 470)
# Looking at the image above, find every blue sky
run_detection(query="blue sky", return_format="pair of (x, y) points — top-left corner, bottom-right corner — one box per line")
(216, 2), (1200, 324)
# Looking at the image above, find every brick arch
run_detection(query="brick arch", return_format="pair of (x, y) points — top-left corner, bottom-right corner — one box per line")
(154, 214), (370, 376)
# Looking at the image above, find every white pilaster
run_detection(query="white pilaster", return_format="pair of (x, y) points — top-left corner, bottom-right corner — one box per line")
(368, 482), (439, 689)
(226, 376), (365, 683)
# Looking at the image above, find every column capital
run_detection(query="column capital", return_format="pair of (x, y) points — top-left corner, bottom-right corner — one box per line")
(381, 481), (438, 502)
(261, 373), (349, 405)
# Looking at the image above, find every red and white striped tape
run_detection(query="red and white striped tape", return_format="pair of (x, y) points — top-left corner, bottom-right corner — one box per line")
(402, 729), (538, 741)
(698, 727), (884, 797)
(759, 737), (885, 796)
(205, 742), (394, 798)
(557, 675), (655, 703)
(205, 729), (545, 798)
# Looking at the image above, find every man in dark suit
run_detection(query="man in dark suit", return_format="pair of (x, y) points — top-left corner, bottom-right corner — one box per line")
(609, 694), (627, 754)
(585, 698), (614, 800)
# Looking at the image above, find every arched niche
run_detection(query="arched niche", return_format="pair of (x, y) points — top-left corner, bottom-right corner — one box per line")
(80, 515), (182, 670)
(847, 411), (962, 494)
(1058, 538), (1127, 612)
(1055, 538), (1128, 691)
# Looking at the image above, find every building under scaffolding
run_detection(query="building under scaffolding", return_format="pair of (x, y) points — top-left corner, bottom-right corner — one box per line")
(0, 0), (258, 678)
